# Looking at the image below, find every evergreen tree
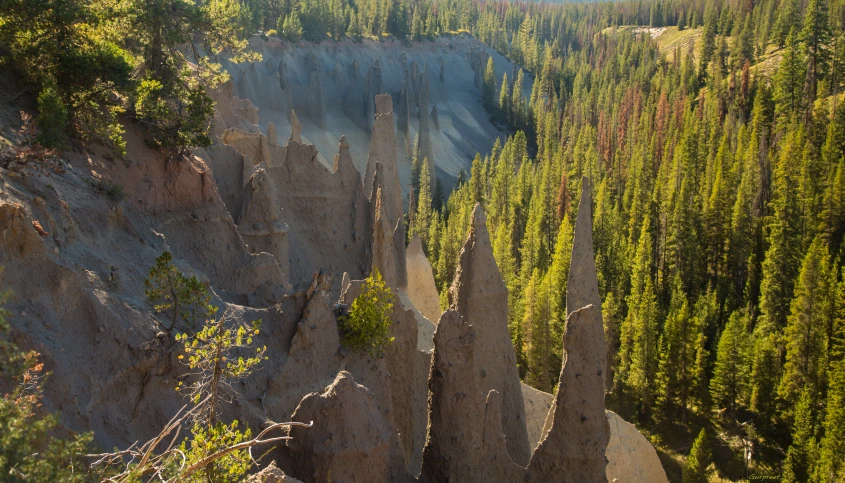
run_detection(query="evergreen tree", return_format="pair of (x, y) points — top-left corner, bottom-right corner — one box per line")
(779, 236), (832, 410)
(499, 71), (511, 119)
(759, 128), (804, 333)
(774, 0), (803, 47)
(412, 158), (433, 254)
(682, 428), (712, 483)
(483, 56), (497, 110)
(656, 276), (703, 418)
(773, 29), (807, 127)
(710, 310), (753, 413)
(469, 153), (484, 205)
(816, 274), (845, 480)
(620, 215), (660, 418)
(782, 387), (819, 483)
(800, 0), (832, 101)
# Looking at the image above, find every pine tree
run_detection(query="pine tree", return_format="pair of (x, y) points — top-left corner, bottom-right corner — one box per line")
(469, 153), (484, 205)
(773, 0), (802, 47)
(656, 276), (703, 419)
(413, 158), (433, 254)
(800, 0), (832, 101)
(751, 332), (781, 418)
(710, 310), (753, 413)
(282, 12), (304, 41)
(547, 214), (573, 371)
(773, 29), (807, 127)
(779, 236), (832, 409)
(759, 128), (804, 333)
(815, 274), (844, 481)
(816, 358), (845, 480)
(512, 69), (526, 129)
(524, 269), (552, 391)
(682, 428), (712, 483)
(782, 387), (819, 483)
(620, 215), (660, 418)
(483, 56), (497, 110)
(499, 71), (511, 119)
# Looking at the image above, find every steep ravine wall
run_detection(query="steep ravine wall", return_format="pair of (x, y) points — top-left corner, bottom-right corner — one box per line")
(217, 35), (531, 200)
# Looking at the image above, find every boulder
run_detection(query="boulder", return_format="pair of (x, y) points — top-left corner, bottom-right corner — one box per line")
(242, 462), (302, 482)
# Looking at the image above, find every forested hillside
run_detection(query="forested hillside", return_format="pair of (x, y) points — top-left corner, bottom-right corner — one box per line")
(398, 0), (845, 480)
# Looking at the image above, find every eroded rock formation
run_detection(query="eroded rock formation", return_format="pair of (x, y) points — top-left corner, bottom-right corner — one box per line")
(0, 38), (665, 482)
(527, 305), (609, 482)
(365, 94), (403, 229)
(289, 110), (302, 144)
(420, 310), (484, 483)
(447, 203), (531, 465)
(344, 59), (365, 128)
(306, 57), (326, 129)
(237, 168), (290, 282)
(287, 372), (393, 483)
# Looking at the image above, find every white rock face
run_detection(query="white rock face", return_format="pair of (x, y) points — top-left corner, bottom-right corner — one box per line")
(404, 235), (442, 325)
(521, 389), (669, 483)
(521, 382), (553, 450)
(605, 410), (670, 483)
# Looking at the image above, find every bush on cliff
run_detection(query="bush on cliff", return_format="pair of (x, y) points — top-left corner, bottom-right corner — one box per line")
(339, 269), (395, 357)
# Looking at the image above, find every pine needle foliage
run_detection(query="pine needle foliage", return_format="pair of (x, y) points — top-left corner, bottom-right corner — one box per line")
(339, 269), (395, 357)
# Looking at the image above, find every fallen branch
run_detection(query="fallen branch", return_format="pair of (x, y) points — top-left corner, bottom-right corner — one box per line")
(86, 400), (311, 483)
(174, 421), (313, 482)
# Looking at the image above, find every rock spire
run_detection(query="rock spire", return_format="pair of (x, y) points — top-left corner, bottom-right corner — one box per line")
(447, 203), (531, 465)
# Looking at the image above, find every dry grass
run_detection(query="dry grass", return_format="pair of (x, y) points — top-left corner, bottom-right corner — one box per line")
(655, 26), (703, 63)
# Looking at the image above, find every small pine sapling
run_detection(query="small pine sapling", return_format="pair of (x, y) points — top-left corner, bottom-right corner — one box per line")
(338, 269), (395, 357)
(145, 251), (216, 334)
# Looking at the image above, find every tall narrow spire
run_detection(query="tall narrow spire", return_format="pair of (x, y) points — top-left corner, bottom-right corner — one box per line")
(566, 177), (601, 316)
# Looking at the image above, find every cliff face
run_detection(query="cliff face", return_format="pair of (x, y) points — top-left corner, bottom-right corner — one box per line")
(219, 36), (532, 198)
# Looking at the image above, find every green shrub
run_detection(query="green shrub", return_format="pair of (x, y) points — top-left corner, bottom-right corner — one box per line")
(145, 251), (216, 333)
(338, 269), (394, 357)
(178, 421), (252, 483)
(135, 79), (216, 156)
(35, 86), (68, 149)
